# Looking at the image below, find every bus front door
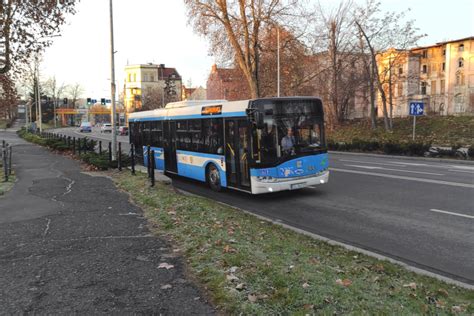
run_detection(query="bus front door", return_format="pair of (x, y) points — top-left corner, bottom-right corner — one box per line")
(225, 119), (250, 189)
(163, 121), (178, 173)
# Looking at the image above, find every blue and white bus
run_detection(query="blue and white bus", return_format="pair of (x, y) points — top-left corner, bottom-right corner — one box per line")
(128, 97), (329, 194)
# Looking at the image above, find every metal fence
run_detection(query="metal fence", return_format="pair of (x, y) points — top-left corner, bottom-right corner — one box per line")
(1, 140), (13, 182)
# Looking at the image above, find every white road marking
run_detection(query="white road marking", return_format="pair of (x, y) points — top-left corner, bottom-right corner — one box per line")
(338, 159), (407, 167)
(448, 169), (474, 174)
(330, 168), (474, 188)
(429, 209), (474, 219)
(449, 165), (474, 171)
(389, 161), (429, 166)
(345, 164), (444, 176)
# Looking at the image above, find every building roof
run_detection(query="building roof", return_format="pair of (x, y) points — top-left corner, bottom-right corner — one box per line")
(411, 36), (474, 51)
(124, 63), (182, 80)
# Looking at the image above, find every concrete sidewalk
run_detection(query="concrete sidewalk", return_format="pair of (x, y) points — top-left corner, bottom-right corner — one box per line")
(0, 131), (214, 314)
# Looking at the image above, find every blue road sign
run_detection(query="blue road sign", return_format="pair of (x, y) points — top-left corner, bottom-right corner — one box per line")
(409, 102), (424, 116)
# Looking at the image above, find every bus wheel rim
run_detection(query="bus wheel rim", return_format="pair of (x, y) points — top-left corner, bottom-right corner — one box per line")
(210, 166), (219, 184)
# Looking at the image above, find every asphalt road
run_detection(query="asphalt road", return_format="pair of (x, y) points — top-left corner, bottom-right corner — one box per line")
(52, 127), (474, 284)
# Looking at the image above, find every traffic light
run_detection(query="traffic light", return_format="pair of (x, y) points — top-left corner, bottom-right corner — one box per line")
(101, 98), (106, 105)
(87, 98), (91, 105)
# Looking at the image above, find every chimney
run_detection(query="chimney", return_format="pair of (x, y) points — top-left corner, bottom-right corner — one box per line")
(211, 64), (217, 73)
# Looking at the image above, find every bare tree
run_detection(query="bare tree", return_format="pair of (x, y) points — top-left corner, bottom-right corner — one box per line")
(67, 83), (83, 109)
(0, 1), (78, 74)
(185, 0), (298, 98)
(141, 86), (165, 111)
(354, 0), (424, 130)
(306, 1), (364, 127)
(0, 73), (17, 119)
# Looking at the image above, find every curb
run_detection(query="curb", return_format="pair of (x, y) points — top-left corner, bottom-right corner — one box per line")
(329, 150), (474, 165)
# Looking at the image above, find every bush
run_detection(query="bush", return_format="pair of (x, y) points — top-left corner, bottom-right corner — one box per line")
(405, 142), (430, 156)
(468, 145), (474, 159)
(383, 142), (404, 155)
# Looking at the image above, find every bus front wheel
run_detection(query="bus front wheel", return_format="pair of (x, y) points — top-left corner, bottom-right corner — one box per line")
(207, 163), (222, 192)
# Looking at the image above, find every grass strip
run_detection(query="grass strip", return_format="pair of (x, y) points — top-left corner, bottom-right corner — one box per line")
(0, 172), (15, 196)
(114, 172), (473, 314)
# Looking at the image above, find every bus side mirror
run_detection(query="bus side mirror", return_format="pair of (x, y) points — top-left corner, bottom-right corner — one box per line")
(246, 109), (264, 129)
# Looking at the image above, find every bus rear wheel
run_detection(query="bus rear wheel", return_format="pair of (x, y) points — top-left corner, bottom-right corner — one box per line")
(207, 163), (222, 192)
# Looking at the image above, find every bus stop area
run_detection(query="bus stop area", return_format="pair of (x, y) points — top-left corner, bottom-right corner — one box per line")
(0, 130), (214, 314)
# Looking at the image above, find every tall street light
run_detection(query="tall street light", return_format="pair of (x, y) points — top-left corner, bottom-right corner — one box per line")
(277, 26), (280, 97)
(109, 0), (117, 160)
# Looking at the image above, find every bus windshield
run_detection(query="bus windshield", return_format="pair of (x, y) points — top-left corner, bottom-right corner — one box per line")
(251, 99), (325, 165)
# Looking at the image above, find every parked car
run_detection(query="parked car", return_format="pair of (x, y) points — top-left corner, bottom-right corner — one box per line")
(101, 123), (112, 133)
(119, 126), (128, 136)
(79, 122), (92, 133)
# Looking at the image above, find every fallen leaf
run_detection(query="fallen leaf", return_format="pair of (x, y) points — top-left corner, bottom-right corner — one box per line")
(451, 305), (464, 313)
(257, 294), (269, 300)
(403, 282), (417, 290)
(248, 294), (257, 303)
(309, 257), (320, 265)
(303, 304), (314, 310)
(437, 288), (449, 297)
(215, 239), (222, 246)
(161, 284), (172, 289)
(302, 282), (310, 289)
(336, 279), (352, 287)
(229, 266), (238, 273)
(158, 262), (174, 270)
(235, 283), (245, 290)
(226, 274), (239, 282)
(436, 300), (445, 309)
(372, 264), (385, 272)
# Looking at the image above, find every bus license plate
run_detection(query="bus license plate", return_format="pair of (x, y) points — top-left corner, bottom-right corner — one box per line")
(291, 183), (306, 190)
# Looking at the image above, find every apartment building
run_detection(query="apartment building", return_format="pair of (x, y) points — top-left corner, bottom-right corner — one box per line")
(379, 37), (473, 117)
(123, 63), (182, 112)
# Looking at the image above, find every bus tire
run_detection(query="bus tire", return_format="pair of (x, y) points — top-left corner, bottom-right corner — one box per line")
(207, 163), (222, 192)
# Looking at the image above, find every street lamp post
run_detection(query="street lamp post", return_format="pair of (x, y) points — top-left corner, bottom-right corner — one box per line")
(277, 26), (280, 97)
(109, 0), (117, 161)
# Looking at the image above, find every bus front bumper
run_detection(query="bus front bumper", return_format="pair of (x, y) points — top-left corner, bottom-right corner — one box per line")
(250, 171), (329, 194)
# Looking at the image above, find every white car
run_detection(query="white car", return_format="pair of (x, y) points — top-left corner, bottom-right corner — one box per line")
(100, 123), (112, 133)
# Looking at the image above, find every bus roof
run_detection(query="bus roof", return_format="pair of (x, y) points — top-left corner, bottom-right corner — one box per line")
(128, 99), (250, 122)
(128, 97), (323, 122)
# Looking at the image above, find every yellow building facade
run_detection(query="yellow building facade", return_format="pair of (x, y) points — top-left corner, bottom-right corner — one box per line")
(377, 37), (473, 117)
(123, 63), (182, 113)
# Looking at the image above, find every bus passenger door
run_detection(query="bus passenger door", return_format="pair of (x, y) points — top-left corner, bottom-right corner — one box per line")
(163, 121), (178, 173)
(225, 119), (250, 189)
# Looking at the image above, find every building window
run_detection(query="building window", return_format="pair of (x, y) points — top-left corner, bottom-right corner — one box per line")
(442, 48), (446, 56)
(128, 74), (131, 82)
(422, 50), (428, 58)
(458, 44), (464, 52)
(397, 83), (403, 96)
(440, 80), (445, 94)
(455, 72), (465, 86)
(458, 58), (464, 68)
(422, 64), (427, 73)
(431, 81), (436, 95)
(398, 67), (403, 75)
(133, 74), (136, 82)
(144, 74), (149, 82)
(150, 75), (154, 82)
(442, 62), (445, 71)
(421, 82), (426, 95)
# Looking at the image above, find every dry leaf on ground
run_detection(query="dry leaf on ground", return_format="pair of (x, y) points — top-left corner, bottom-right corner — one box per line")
(158, 262), (174, 270)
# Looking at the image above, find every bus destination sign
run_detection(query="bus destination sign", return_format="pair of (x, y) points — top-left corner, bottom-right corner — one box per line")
(201, 105), (222, 116)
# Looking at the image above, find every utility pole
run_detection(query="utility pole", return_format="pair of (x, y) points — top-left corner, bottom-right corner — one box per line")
(109, 0), (117, 160)
(35, 58), (42, 132)
(277, 26), (280, 98)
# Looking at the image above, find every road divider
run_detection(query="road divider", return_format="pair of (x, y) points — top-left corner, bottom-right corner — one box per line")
(429, 209), (474, 219)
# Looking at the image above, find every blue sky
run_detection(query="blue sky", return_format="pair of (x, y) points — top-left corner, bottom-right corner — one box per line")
(40, 0), (473, 99)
